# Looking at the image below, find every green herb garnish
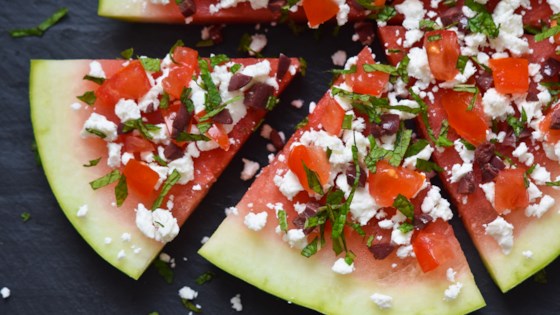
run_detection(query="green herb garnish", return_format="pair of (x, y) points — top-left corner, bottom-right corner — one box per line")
(9, 7), (68, 38)
(89, 170), (121, 190)
(77, 91), (96, 106)
(152, 169), (181, 210)
(83, 157), (101, 167)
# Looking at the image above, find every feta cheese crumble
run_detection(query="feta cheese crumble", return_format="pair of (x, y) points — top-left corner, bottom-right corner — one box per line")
(1, 287), (10, 299)
(370, 293), (393, 309)
(444, 282), (463, 301)
(135, 204), (180, 243)
(484, 216), (514, 255)
(179, 286), (198, 300)
(230, 294), (243, 312)
(240, 158), (260, 181)
(76, 204), (88, 217)
(244, 211), (268, 231)
(331, 258), (355, 275)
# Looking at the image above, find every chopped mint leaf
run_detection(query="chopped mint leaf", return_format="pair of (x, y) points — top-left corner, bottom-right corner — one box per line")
(153, 258), (174, 284)
(90, 170), (121, 190)
(363, 63), (397, 74)
(453, 84), (479, 111)
(197, 121), (212, 134)
(436, 120), (454, 147)
(533, 268), (547, 284)
(342, 115), (353, 130)
(365, 136), (390, 173)
(375, 6), (397, 22)
(148, 312), (160, 315)
(330, 65), (357, 75)
(77, 91), (96, 106)
(83, 75), (105, 85)
(387, 49), (402, 54)
(295, 117), (309, 129)
(121, 119), (161, 140)
(265, 95), (279, 111)
(545, 180), (560, 186)
(180, 87), (194, 113)
(195, 271), (215, 285)
(394, 55), (410, 84)
(195, 39), (214, 47)
(298, 57), (308, 77)
(175, 132), (210, 142)
(460, 139), (476, 150)
(120, 48), (134, 60)
(237, 33), (263, 57)
(301, 236), (319, 258)
(535, 26), (560, 42)
(181, 299), (202, 313)
(415, 158), (444, 173)
(21, 212), (31, 222)
(198, 59), (222, 110)
(456, 55), (469, 73)
(9, 7), (68, 38)
(153, 154), (168, 167)
(169, 39), (184, 64)
(115, 175), (128, 207)
(348, 222), (366, 237)
(210, 54), (230, 67)
(83, 157), (101, 167)
(465, 0), (500, 38)
(277, 210), (288, 232)
(392, 194), (414, 221)
(140, 57), (161, 72)
(31, 140), (42, 166)
(344, 251), (356, 265)
(152, 169), (181, 210)
(427, 34), (442, 42)
(85, 128), (106, 139)
(388, 127), (412, 167)
(398, 222), (414, 233)
(159, 92), (170, 110)
(302, 161), (324, 195)
(404, 139), (429, 158)
(419, 19), (440, 31)
(229, 63), (242, 74)
(506, 115), (525, 137)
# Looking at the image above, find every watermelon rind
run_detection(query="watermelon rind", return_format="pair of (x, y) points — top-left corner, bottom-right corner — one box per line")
(199, 214), (485, 315)
(97, 0), (178, 23)
(30, 60), (163, 279)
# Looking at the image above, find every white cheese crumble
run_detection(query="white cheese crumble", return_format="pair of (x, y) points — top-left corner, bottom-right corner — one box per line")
(407, 47), (433, 85)
(530, 165), (551, 185)
(349, 187), (379, 226)
(114, 99), (141, 123)
(444, 282), (463, 301)
(117, 249), (126, 260)
(291, 99), (304, 109)
(283, 229), (308, 249)
(391, 228), (413, 246)
(273, 170), (304, 201)
(76, 204), (88, 217)
(179, 286), (198, 300)
(482, 88), (513, 120)
(121, 232), (131, 242)
(135, 204), (180, 243)
(104, 237), (112, 245)
(450, 163), (473, 183)
(331, 50), (347, 67)
(511, 142), (534, 166)
(240, 158), (260, 181)
(230, 294), (243, 312)
(88, 61), (106, 78)
(454, 139), (475, 163)
(479, 182), (495, 205)
(249, 34), (267, 56)
(421, 186), (453, 221)
(81, 113), (118, 142)
(395, 0), (426, 30)
(484, 216), (514, 255)
(525, 195), (555, 218)
(370, 293), (393, 309)
(244, 211), (268, 231)
(402, 143), (434, 169)
(446, 268), (457, 282)
(1, 287), (10, 299)
(331, 257), (355, 275)
(168, 154), (194, 185)
(107, 142), (123, 168)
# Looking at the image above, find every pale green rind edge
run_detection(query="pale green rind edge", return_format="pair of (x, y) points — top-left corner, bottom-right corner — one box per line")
(478, 206), (560, 292)
(200, 216), (486, 315)
(98, 0), (168, 23)
(30, 60), (163, 280)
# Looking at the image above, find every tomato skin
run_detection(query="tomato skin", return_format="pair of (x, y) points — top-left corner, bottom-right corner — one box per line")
(124, 136), (155, 153)
(163, 66), (195, 100)
(378, 26), (406, 66)
(540, 105), (560, 143)
(440, 90), (488, 146)
(172, 47), (199, 69)
(368, 160), (425, 207)
(320, 97), (345, 136)
(412, 221), (455, 273)
(95, 61), (152, 108)
(288, 145), (330, 194)
(207, 123), (231, 151)
(122, 159), (160, 196)
(345, 47), (390, 96)
(424, 30), (460, 81)
(494, 168), (529, 214)
(302, 0), (339, 27)
(489, 58), (529, 94)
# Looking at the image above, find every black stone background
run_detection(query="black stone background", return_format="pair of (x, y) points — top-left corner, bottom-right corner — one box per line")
(0, 1), (559, 314)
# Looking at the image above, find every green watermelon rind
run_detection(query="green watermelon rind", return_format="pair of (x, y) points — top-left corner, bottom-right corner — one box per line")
(199, 215), (486, 315)
(30, 60), (163, 279)
(475, 206), (560, 292)
(98, 0), (179, 23)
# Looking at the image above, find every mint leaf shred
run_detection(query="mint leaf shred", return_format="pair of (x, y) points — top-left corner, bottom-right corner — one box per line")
(77, 91), (96, 106)
(9, 7), (68, 38)
(392, 194), (415, 221)
(152, 169), (181, 210)
(195, 271), (215, 285)
(21, 212), (31, 222)
(90, 170), (121, 190)
(139, 57), (161, 72)
(277, 210), (288, 232)
(115, 174), (128, 207)
(120, 48), (134, 60)
(83, 75), (105, 85)
(302, 161), (324, 195)
(83, 157), (101, 167)
(153, 258), (174, 284)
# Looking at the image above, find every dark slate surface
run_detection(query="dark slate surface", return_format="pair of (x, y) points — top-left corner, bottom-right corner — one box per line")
(0, 1), (559, 314)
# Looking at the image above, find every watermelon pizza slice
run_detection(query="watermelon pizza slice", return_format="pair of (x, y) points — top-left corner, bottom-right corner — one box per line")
(29, 43), (300, 279)
(199, 47), (485, 314)
(376, 0), (560, 291)
(98, 0), (377, 28)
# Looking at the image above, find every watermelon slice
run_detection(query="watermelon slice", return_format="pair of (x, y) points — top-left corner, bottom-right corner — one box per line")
(97, 0), (368, 26)
(30, 49), (300, 279)
(376, 0), (560, 291)
(200, 48), (485, 314)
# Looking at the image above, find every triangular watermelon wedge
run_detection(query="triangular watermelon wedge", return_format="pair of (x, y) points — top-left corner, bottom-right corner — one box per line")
(97, 0), (368, 26)
(30, 48), (300, 279)
(376, 0), (560, 291)
(200, 48), (485, 314)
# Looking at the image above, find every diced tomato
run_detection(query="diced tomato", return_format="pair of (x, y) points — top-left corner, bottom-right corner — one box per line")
(540, 105), (560, 143)
(368, 160), (425, 207)
(378, 26), (406, 66)
(412, 221), (455, 273)
(123, 136), (155, 153)
(440, 90), (488, 146)
(489, 58), (529, 94)
(288, 145), (330, 194)
(207, 123), (231, 151)
(494, 168), (529, 214)
(521, 0), (552, 28)
(320, 97), (345, 136)
(95, 61), (152, 108)
(373, 0), (386, 5)
(172, 47), (199, 69)
(163, 66), (195, 99)
(122, 159), (160, 196)
(424, 30), (460, 81)
(302, 0), (339, 28)
(345, 47), (390, 96)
